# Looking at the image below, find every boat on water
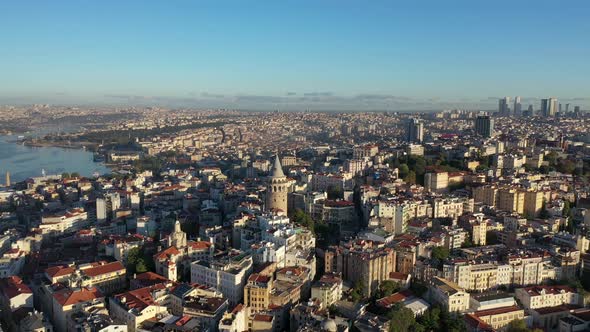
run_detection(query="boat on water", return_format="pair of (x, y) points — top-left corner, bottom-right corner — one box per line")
(93, 153), (106, 162)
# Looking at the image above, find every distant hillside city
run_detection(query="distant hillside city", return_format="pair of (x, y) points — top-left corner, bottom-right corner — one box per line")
(0, 101), (590, 332)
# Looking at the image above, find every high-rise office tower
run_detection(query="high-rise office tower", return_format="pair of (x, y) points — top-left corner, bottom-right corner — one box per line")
(513, 96), (522, 116)
(574, 106), (581, 113)
(541, 99), (549, 117)
(565, 104), (570, 113)
(541, 98), (557, 117)
(548, 97), (558, 117)
(407, 118), (424, 143)
(475, 115), (494, 138)
(5, 171), (10, 187)
(498, 97), (511, 115)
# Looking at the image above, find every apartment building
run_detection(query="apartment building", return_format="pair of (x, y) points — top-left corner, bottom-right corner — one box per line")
(430, 277), (470, 312)
(515, 285), (580, 309)
(191, 251), (253, 305)
(465, 306), (525, 331)
(244, 273), (272, 312)
(110, 283), (171, 332)
(311, 272), (343, 309)
(44, 261), (126, 295)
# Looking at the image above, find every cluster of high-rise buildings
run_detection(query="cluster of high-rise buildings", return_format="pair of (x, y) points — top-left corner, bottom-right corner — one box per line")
(498, 96), (582, 118)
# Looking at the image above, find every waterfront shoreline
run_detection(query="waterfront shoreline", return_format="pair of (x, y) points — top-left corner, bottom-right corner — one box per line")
(0, 135), (111, 183)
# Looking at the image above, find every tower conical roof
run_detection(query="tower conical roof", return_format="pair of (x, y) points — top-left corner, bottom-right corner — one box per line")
(270, 155), (285, 178)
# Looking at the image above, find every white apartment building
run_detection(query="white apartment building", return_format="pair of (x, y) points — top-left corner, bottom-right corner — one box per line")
(515, 285), (580, 309)
(443, 256), (557, 293)
(430, 277), (470, 312)
(191, 252), (253, 305)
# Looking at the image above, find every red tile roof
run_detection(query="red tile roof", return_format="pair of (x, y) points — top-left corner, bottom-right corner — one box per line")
(154, 246), (180, 260)
(522, 285), (576, 296)
(389, 271), (409, 280)
(0, 276), (32, 299)
(376, 290), (414, 308)
(53, 286), (103, 306)
(114, 284), (166, 312)
(534, 304), (581, 314)
(45, 265), (75, 279)
(135, 272), (168, 282)
(464, 314), (494, 332)
(474, 306), (522, 317)
(188, 241), (212, 250)
(253, 314), (273, 322)
(83, 261), (125, 277)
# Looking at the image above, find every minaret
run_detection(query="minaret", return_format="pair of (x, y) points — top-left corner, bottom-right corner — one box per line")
(266, 155), (288, 214)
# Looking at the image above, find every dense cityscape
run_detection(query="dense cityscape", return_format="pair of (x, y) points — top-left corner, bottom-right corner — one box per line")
(2, 1), (590, 331)
(0, 97), (590, 332)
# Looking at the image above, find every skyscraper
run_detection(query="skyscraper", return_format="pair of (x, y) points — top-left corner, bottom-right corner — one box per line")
(513, 96), (522, 116)
(498, 97), (511, 115)
(475, 115), (494, 138)
(407, 118), (424, 143)
(541, 99), (549, 117)
(540, 97), (558, 117)
(5, 171), (10, 187)
(549, 97), (558, 117)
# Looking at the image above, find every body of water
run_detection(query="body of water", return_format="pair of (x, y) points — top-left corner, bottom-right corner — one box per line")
(0, 135), (110, 183)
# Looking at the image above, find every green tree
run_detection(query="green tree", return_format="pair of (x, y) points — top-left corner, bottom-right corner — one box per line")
(505, 319), (530, 332)
(135, 258), (149, 274)
(126, 246), (155, 274)
(314, 221), (330, 240)
(351, 280), (365, 303)
(388, 305), (416, 332)
(404, 170), (417, 184)
(440, 310), (467, 332)
(61, 172), (70, 179)
(431, 246), (450, 260)
(70, 172), (80, 178)
(399, 164), (410, 179)
(292, 209), (314, 232)
(133, 156), (162, 172)
(126, 247), (142, 274)
(377, 280), (401, 298)
(418, 307), (441, 331)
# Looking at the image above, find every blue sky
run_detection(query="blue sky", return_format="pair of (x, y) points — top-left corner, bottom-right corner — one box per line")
(1, 1), (589, 110)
